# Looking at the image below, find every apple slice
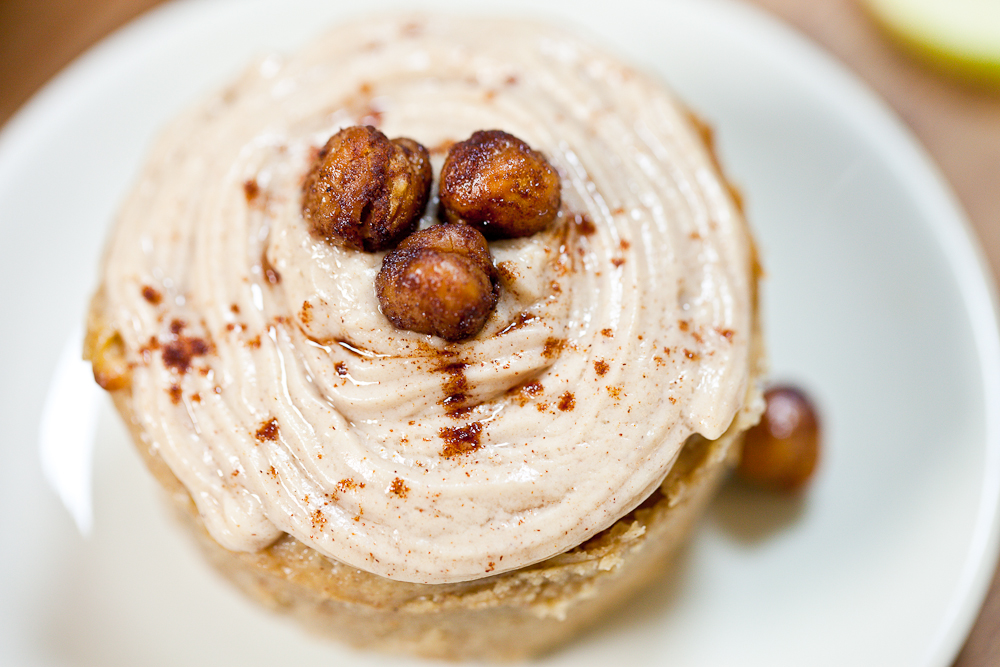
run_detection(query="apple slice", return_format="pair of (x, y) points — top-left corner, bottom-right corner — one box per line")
(863, 0), (1000, 86)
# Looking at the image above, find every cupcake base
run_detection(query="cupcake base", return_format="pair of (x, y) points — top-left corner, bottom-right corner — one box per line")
(110, 380), (744, 661)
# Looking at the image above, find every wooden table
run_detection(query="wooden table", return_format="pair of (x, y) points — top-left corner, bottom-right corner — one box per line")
(2, 0), (998, 663)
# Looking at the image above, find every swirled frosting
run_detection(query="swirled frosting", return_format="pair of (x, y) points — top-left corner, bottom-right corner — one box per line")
(98, 15), (759, 584)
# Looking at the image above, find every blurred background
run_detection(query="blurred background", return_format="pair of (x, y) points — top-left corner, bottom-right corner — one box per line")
(1, 0), (997, 664)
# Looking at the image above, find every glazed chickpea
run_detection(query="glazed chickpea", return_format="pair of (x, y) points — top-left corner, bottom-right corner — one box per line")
(375, 224), (499, 341)
(738, 386), (821, 492)
(439, 130), (560, 239)
(302, 126), (432, 251)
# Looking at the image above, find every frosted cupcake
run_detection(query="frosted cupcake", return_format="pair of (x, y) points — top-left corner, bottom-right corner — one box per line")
(85, 15), (764, 660)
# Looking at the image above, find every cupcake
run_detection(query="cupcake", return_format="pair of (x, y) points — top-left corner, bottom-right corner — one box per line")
(85, 15), (765, 661)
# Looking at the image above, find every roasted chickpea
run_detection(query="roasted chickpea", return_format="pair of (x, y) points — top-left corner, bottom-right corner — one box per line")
(375, 224), (499, 341)
(85, 326), (132, 391)
(302, 126), (432, 251)
(438, 130), (560, 239)
(738, 386), (820, 492)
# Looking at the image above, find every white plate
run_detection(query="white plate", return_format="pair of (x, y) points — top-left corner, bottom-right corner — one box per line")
(2, 0), (999, 665)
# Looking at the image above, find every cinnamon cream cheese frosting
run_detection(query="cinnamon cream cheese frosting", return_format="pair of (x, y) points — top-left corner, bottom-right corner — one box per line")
(95, 15), (760, 584)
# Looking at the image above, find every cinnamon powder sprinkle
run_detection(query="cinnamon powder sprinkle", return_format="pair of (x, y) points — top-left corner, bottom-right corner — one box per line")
(496, 261), (519, 284)
(557, 392), (576, 411)
(140, 335), (160, 354)
(601, 328), (613, 338)
(594, 359), (609, 376)
(337, 478), (364, 493)
(168, 384), (182, 404)
(255, 418), (279, 442)
(440, 422), (484, 458)
(439, 362), (470, 415)
(243, 178), (260, 202)
(542, 338), (565, 359)
(573, 212), (596, 235)
(522, 380), (544, 396)
(508, 380), (543, 406)
(141, 286), (162, 305)
(162, 335), (210, 374)
(389, 477), (409, 498)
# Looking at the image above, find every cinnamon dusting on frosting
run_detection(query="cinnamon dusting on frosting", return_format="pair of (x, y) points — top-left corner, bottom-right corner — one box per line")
(141, 286), (162, 305)
(162, 327), (210, 375)
(255, 418), (279, 442)
(440, 422), (484, 458)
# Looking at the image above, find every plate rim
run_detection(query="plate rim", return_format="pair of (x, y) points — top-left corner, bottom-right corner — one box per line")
(1, 0), (999, 664)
